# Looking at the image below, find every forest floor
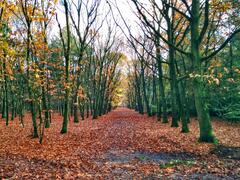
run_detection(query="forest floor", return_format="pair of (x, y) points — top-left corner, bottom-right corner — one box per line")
(0, 108), (240, 179)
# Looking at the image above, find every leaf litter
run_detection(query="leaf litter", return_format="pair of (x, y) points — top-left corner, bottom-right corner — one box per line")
(0, 108), (239, 179)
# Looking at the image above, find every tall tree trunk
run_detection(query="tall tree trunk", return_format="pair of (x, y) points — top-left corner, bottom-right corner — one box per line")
(191, 0), (215, 142)
(152, 72), (157, 116)
(135, 74), (144, 114)
(140, 60), (151, 116)
(60, 0), (71, 134)
(166, 10), (179, 127)
(179, 81), (189, 133)
(155, 40), (168, 123)
(4, 67), (9, 126)
(26, 24), (38, 138)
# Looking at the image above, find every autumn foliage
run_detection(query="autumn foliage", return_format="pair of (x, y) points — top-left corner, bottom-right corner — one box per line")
(0, 0), (240, 178)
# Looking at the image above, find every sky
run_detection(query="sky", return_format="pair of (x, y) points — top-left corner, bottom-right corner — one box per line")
(50, 0), (138, 38)
(49, 0), (140, 74)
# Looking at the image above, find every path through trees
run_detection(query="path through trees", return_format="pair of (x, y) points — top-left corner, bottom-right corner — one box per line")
(1, 0), (240, 178)
(0, 108), (239, 178)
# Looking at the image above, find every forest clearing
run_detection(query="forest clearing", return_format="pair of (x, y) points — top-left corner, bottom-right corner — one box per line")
(1, 0), (240, 179)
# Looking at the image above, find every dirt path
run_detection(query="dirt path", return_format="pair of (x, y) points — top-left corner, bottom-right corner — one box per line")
(0, 108), (239, 179)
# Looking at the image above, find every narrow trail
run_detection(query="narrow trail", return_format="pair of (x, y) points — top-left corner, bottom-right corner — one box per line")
(99, 108), (144, 150)
(0, 108), (239, 179)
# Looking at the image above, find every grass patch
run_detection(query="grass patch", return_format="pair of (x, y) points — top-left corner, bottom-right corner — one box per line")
(137, 155), (148, 161)
(160, 159), (195, 169)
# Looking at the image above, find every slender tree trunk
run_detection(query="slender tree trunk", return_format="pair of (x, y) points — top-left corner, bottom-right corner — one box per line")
(4, 72), (9, 126)
(140, 60), (151, 116)
(135, 74), (144, 114)
(156, 41), (168, 123)
(2, 97), (6, 119)
(42, 87), (50, 128)
(60, 0), (71, 134)
(73, 93), (79, 123)
(152, 72), (157, 116)
(179, 81), (189, 133)
(31, 101), (38, 138)
(166, 12), (179, 127)
(38, 103), (45, 144)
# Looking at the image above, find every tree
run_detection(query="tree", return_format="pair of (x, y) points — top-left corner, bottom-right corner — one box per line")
(56, 0), (71, 134)
(129, 0), (240, 143)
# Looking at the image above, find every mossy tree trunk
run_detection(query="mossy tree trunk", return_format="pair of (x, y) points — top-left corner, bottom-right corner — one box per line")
(191, 0), (215, 142)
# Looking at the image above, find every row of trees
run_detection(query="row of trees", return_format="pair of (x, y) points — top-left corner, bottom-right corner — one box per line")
(0, 0), (123, 143)
(117, 0), (240, 143)
(1, 0), (240, 145)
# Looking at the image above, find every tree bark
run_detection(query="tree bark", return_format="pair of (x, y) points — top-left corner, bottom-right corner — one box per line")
(191, 0), (215, 142)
